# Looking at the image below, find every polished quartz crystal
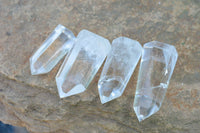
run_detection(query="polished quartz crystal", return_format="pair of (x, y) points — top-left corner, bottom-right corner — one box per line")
(30, 24), (75, 75)
(56, 30), (111, 98)
(98, 37), (142, 104)
(133, 41), (178, 122)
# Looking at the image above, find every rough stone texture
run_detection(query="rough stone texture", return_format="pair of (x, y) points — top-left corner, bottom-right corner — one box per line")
(0, 0), (199, 132)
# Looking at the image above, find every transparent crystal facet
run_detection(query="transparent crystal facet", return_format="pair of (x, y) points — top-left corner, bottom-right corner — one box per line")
(56, 30), (111, 98)
(133, 41), (178, 122)
(98, 37), (142, 104)
(30, 24), (75, 75)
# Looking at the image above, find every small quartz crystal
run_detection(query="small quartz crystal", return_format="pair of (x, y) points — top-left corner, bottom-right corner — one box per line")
(133, 41), (178, 122)
(98, 37), (142, 104)
(30, 24), (75, 75)
(56, 30), (111, 98)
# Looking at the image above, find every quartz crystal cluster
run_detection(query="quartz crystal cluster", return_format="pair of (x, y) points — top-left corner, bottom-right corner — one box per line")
(133, 41), (178, 122)
(30, 24), (178, 122)
(98, 37), (142, 104)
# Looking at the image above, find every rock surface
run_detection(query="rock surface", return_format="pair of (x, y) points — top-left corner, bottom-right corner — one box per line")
(0, 0), (199, 132)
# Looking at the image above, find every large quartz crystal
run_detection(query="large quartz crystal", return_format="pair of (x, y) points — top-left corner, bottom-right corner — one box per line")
(56, 30), (111, 98)
(133, 41), (178, 122)
(98, 37), (142, 104)
(30, 24), (75, 75)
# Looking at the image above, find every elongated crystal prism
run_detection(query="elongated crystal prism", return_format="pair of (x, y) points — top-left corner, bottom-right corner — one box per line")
(56, 30), (111, 98)
(133, 41), (178, 122)
(98, 37), (142, 104)
(30, 24), (75, 75)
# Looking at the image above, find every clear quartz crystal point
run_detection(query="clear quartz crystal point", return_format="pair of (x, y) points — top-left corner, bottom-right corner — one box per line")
(133, 41), (178, 122)
(56, 30), (111, 98)
(98, 37), (142, 104)
(30, 24), (75, 75)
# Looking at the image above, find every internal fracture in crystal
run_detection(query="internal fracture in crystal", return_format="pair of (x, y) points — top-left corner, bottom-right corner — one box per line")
(133, 41), (178, 122)
(98, 37), (142, 104)
(30, 24), (75, 75)
(56, 30), (111, 98)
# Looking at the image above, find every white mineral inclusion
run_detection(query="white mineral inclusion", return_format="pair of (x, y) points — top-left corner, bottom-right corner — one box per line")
(56, 30), (111, 98)
(30, 24), (75, 75)
(133, 41), (178, 122)
(98, 37), (143, 104)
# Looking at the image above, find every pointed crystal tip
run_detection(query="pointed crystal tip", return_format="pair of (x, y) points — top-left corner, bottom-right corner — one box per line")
(98, 87), (122, 104)
(133, 107), (146, 122)
(98, 77), (124, 104)
(55, 76), (86, 98)
(133, 95), (159, 122)
(134, 106), (158, 122)
(30, 68), (39, 75)
(29, 57), (47, 75)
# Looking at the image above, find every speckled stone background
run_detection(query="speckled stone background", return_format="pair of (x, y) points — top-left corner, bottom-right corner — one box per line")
(0, 0), (199, 133)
